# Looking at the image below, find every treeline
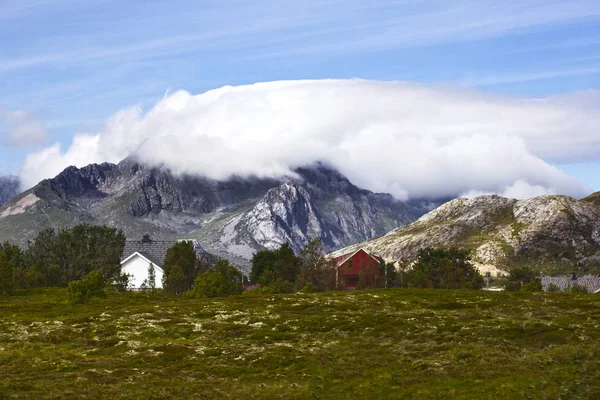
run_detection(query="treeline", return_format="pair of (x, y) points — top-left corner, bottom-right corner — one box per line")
(0, 224), (125, 296)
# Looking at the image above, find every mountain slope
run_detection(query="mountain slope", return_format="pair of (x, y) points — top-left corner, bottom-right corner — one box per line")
(0, 159), (431, 270)
(331, 194), (600, 275)
(0, 176), (19, 206)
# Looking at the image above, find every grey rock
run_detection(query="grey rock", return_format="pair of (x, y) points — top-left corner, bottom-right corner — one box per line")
(0, 176), (19, 206)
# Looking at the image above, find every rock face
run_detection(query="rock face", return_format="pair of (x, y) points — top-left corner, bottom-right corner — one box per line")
(0, 176), (19, 206)
(0, 158), (434, 269)
(331, 194), (600, 275)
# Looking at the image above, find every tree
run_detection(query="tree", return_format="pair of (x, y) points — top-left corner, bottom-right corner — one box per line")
(163, 241), (204, 294)
(506, 266), (540, 291)
(163, 264), (187, 296)
(250, 243), (300, 285)
(250, 250), (278, 284)
(379, 259), (397, 289)
(190, 259), (244, 298)
(24, 224), (125, 286)
(406, 247), (484, 289)
(0, 252), (14, 295)
(141, 263), (157, 293)
(296, 238), (336, 292)
(67, 270), (106, 304)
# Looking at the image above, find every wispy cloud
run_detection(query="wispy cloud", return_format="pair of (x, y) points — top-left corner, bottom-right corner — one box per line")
(0, 109), (49, 149)
(2, 0), (600, 72)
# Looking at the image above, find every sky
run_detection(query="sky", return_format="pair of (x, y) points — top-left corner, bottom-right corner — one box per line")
(1, 0), (600, 199)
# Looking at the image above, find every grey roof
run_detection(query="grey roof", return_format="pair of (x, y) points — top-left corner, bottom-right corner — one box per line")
(121, 238), (211, 267)
(541, 275), (600, 293)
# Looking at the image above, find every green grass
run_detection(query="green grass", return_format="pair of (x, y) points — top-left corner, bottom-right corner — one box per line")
(1, 288), (599, 399)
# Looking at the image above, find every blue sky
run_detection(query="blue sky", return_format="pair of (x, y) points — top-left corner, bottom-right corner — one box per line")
(1, 0), (600, 193)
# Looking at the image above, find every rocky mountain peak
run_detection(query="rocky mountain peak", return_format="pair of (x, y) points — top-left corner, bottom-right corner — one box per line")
(238, 181), (330, 252)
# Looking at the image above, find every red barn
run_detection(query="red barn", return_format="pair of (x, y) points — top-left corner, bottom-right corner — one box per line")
(332, 248), (383, 289)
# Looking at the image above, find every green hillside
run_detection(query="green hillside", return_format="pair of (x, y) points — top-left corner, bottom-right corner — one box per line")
(582, 191), (600, 206)
(1, 288), (598, 399)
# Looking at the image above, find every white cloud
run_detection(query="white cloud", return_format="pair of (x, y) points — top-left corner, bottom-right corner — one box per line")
(0, 109), (49, 149)
(19, 79), (598, 199)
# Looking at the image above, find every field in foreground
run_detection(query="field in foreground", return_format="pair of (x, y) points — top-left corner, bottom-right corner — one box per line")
(1, 289), (599, 399)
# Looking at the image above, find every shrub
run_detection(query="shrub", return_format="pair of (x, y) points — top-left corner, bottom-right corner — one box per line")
(506, 266), (540, 291)
(406, 247), (485, 289)
(68, 270), (106, 304)
(570, 284), (588, 294)
(190, 259), (243, 298)
(522, 280), (542, 292)
(251, 280), (295, 295)
(0, 252), (14, 296)
(546, 283), (561, 292)
(299, 282), (319, 293)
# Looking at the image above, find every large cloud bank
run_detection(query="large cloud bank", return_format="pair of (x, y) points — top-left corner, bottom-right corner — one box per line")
(20, 79), (599, 200)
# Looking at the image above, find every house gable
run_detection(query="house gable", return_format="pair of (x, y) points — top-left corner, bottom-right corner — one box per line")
(121, 252), (164, 289)
(333, 248), (383, 289)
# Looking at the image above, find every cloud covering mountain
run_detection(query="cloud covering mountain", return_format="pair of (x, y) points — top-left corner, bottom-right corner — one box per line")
(19, 79), (599, 199)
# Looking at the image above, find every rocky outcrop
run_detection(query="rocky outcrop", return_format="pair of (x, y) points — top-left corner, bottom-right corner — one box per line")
(238, 182), (331, 252)
(0, 176), (19, 206)
(331, 194), (600, 274)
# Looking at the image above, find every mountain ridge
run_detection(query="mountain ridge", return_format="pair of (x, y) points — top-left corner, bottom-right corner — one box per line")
(0, 158), (434, 271)
(331, 193), (600, 275)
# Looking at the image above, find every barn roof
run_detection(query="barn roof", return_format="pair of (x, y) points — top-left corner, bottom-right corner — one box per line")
(332, 248), (383, 267)
(121, 237), (211, 267)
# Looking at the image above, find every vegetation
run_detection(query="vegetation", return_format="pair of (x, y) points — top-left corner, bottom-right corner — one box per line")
(189, 259), (244, 298)
(162, 241), (208, 296)
(296, 238), (337, 291)
(250, 243), (300, 285)
(506, 266), (541, 291)
(67, 270), (106, 304)
(0, 225), (125, 291)
(1, 288), (599, 399)
(406, 247), (485, 289)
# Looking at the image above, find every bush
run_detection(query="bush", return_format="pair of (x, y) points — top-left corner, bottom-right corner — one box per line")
(406, 247), (484, 289)
(250, 280), (295, 295)
(522, 280), (542, 292)
(299, 282), (319, 293)
(0, 252), (14, 296)
(505, 266), (540, 291)
(68, 270), (106, 304)
(190, 259), (243, 298)
(546, 283), (561, 292)
(570, 284), (588, 294)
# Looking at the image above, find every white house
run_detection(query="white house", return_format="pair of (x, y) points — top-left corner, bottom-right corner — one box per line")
(120, 235), (210, 290)
(121, 251), (165, 289)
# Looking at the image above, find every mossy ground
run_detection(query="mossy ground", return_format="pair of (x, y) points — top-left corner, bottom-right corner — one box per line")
(1, 288), (599, 399)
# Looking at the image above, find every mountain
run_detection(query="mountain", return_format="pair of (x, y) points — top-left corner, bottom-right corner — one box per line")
(0, 158), (436, 271)
(0, 176), (19, 206)
(330, 194), (600, 276)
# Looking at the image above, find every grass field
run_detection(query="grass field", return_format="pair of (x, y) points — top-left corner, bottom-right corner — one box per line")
(1, 288), (599, 399)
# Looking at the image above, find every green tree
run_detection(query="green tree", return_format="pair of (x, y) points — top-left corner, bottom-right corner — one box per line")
(0, 252), (14, 295)
(141, 263), (157, 293)
(163, 241), (204, 294)
(250, 250), (278, 284)
(67, 270), (106, 304)
(506, 266), (540, 291)
(406, 247), (484, 289)
(190, 259), (244, 298)
(25, 224), (125, 286)
(250, 243), (300, 285)
(163, 265), (187, 296)
(296, 238), (336, 292)
(379, 259), (397, 289)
